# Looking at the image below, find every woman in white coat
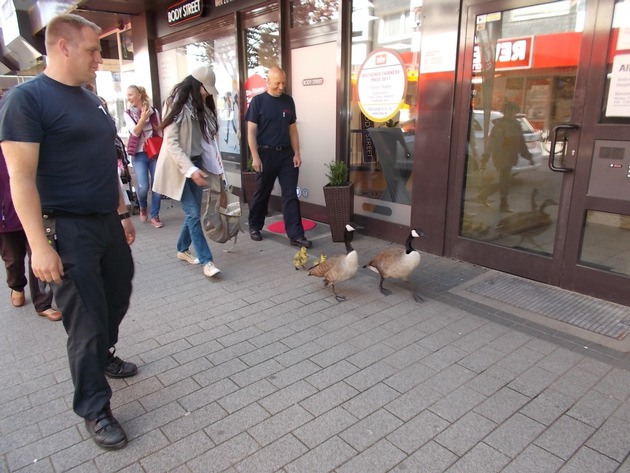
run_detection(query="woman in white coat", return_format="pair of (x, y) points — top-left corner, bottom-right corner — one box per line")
(153, 66), (223, 278)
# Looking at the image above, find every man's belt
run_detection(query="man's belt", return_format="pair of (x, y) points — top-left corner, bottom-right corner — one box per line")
(42, 209), (104, 218)
(258, 145), (291, 151)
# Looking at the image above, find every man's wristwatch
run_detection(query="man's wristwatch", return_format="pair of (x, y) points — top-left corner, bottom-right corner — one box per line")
(119, 211), (131, 220)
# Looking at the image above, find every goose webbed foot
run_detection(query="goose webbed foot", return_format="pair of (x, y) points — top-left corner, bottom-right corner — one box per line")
(379, 280), (392, 296)
(332, 286), (347, 302)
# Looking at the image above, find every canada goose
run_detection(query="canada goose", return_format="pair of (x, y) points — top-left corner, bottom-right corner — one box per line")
(293, 246), (309, 270)
(308, 224), (358, 301)
(497, 189), (557, 250)
(363, 229), (424, 302)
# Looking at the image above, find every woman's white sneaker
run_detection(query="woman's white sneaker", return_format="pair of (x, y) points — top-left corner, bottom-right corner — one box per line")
(203, 261), (221, 277)
(177, 251), (199, 265)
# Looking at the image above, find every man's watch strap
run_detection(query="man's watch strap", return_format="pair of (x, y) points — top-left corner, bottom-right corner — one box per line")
(119, 211), (131, 220)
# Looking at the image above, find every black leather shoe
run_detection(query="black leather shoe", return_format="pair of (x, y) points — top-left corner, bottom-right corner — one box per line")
(105, 352), (138, 379)
(250, 229), (262, 241)
(85, 405), (128, 450)
(290, 236), (312, 248)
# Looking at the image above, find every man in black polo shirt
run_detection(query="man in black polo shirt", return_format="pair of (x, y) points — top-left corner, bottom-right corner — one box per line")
(0, 14), (136, 449)
(246, 66), (312, 248)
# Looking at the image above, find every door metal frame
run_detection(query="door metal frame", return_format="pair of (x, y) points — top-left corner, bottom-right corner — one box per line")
(445, 0), (630, 305)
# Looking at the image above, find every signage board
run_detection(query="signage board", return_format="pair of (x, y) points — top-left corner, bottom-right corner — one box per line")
(167, 0), (203, 27)
(357, 48), (407, 122)
(606, 54), (630, 117)
(472, 36), (534, 72)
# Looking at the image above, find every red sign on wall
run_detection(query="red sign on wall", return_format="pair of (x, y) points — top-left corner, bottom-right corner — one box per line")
(473, 36), (533, 72)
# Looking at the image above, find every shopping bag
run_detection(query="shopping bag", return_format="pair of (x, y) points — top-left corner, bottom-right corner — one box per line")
(145, 136), (163, 160)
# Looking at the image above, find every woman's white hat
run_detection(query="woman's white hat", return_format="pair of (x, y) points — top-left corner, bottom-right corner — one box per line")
(191, 66), (219, 95)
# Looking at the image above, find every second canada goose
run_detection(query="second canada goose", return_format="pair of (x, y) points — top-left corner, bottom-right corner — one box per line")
(308, 224), (358, 301)
(363, 229), (424, 302)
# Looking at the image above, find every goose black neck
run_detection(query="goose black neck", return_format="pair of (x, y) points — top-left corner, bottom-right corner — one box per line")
(344, 228), (354, 253)
(405, 232), (415, 254)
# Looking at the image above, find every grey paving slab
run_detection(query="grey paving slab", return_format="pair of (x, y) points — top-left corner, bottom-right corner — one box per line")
(534, 415), (596, 460)
(390, 440), (457, 472)
(284, 436), (356, 473)
(338, 408), (403, 452)
(502, 444), (564, 473)
(2, 208), (630, 472)
(445, 442), (511, 473)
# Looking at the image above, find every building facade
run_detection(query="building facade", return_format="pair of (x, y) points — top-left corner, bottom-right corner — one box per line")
(2, 0), (629, 306)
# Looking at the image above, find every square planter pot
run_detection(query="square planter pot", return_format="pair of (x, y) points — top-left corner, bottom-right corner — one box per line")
(323, 182), (354, 242)
(241, 171), (257, 205)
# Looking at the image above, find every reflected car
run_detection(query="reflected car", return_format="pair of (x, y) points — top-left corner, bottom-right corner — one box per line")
(470, 110), (544, 173)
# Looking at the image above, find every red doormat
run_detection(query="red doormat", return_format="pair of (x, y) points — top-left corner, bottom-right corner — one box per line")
(268, 219), (316, 234)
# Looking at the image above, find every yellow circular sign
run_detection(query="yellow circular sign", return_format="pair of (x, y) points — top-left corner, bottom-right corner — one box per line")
(357, 49), (408, 122)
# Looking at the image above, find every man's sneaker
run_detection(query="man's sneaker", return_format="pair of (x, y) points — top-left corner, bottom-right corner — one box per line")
(150, 216), (164, 228)
(105, 352), (138, 379)
(177, 250), (199, 265)
(139, 208), (148, 223)
(203, 261), (221, 278)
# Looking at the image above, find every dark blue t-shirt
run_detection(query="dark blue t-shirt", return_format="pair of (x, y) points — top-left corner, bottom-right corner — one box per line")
(245, 92), (296, 147)
(0, 74), (119, 215)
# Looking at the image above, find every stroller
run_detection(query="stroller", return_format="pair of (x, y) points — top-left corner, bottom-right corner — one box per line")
(116, 135), (140, 215)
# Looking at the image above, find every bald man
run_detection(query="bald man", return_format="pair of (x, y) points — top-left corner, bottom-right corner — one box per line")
(246, 66), (312, 248)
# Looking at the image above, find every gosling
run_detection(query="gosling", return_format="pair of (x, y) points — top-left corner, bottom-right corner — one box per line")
(293, 246), (309, 270)
(363, 228), (424, 302)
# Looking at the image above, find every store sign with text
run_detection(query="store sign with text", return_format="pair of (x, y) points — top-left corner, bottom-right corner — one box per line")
(472, 36), (533, 72)
(606, 54), (630, 117)
(167, 0), (203, 27)
(357, 48), (407, 122)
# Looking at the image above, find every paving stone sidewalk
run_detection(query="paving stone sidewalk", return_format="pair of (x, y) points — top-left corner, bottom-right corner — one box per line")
(1, 202), (629, 473)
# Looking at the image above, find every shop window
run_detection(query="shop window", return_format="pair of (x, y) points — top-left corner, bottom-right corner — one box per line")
(580, 210), (630, 276)
(156, 33), (241, 162)
(245, 22), (280, 72)
(348, 0), (421, 224)
(95, 27), (134, 134)
(244, 21), (280, 117)
(291, 0), (339, 28)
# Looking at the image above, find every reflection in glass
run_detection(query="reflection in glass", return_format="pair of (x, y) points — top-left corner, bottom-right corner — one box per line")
(581, 211), (630, 276)
(348, 0), (422, 223)
(246, 22), (280, 71)
(96, 28), (135, 134)
(291, 0), (339, 27)
(461, 1), (586, 254)
(155, 35), (240, 162)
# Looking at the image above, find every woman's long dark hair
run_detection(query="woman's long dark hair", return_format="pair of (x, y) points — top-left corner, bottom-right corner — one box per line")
(161, 75), (217, 142)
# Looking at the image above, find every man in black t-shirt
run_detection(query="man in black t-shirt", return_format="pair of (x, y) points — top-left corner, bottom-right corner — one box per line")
(0, 14), (136, 450)
(246, 66), (312, 248)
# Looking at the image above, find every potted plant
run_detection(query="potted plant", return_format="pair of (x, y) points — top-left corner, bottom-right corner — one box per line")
(323, 160), (354, 242)
(241, 156), (257, 205)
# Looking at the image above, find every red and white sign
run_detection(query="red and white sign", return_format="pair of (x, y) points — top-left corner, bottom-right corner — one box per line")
(244, 73), (267, 111)
(472, 36), (534, 72)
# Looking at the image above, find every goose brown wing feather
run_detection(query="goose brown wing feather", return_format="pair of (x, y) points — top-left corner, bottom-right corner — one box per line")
(308, 255), (343, 277)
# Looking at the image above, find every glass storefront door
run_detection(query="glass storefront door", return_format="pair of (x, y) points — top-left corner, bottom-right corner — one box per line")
(449, 0), (630, 305)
